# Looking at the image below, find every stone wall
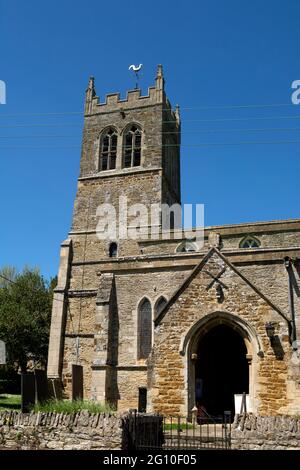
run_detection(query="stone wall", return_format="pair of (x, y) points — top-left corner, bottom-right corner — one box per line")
(0, 411), (126, 450)
(232, 413), (300, 450)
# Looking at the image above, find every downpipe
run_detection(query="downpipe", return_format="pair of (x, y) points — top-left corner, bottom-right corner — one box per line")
(284, 257), (297, 349)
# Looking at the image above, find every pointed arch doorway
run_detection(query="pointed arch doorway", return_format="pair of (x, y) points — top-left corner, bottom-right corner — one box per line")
(194, 324), (249, 417)
(184, 313), (261, 419)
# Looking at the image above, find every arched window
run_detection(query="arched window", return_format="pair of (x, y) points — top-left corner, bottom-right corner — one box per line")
(176, 241), (198, 253)
(239, 235), (260, 249)
(137, 298), (152, 359)
(109, 242), (118, 258)
(123, 125), (142, 168)
(100, 128), (118, 171)
(154, 296), (167, 320)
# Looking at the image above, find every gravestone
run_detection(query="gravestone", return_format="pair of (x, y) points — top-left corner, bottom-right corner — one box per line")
(72, 364), (83, 400)
(35, 369), (48, 403)
(21, 373), (35, 412)
(21, 369), (49, 412)
(0, 340), (6, 365)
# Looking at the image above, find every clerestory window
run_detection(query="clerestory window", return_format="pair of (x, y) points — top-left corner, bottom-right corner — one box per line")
(239, 235), (260, 249)
(176, 241), (198, 253)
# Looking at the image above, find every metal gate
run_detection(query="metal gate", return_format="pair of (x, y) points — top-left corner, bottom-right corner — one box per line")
(128, 411), (231, 450)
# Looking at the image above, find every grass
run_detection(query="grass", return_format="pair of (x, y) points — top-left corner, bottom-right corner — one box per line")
(164, 422), (194, 431)
(0, 394), (21, 411)
(33, 399), (115, 414)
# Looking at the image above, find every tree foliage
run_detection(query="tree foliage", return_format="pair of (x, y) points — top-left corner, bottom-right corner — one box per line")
(0, 266), (56, 372)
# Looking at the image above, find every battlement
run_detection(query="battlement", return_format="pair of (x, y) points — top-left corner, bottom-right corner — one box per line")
(89, 86), (166, 111)
(84, 64), (176, 119)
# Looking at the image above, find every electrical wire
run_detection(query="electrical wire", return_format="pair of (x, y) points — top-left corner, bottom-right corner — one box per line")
(2, 140), (300, 149)
(0, 272), (76, 334)
(2, 115), (300, 123)
(0, 102), (298, 117)
(4, 126), (300, 138)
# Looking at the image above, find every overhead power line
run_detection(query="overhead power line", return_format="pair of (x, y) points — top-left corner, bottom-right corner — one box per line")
(0, 102), (298, 118)
(0, 115), (300, 130)
(0, 273), (76, 335)
(178, 103), (295, 110)
(2, 140), (300, 149)
(3, 126), (300, 138)
(0, 111), (82, 118)
(0, 273), (63, 304)
(0, 124), (81, 129)
(1, 115), (300, 124)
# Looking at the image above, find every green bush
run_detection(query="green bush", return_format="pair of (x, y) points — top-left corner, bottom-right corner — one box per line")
(32, 399), (115, 414)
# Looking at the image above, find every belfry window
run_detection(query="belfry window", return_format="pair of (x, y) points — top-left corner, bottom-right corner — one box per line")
(137, 298), (152, 359)
(100, 128), (118, 171)
(123, 125), (142, 168)
(239, 235), (260, 249)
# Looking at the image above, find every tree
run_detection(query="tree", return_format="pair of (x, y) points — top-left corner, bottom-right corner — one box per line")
(0, 266), (17, 288)
(0, 267), (56, 372)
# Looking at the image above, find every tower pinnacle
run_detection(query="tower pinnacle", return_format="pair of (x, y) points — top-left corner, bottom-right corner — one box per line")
(155, 64), (165, 101)
(85, 76), (96, 114)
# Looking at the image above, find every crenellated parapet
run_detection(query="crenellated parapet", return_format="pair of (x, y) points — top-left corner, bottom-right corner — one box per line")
(84, 64), (178, 123)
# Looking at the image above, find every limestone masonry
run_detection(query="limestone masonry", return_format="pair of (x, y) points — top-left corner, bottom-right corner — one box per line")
(47, 65), (300, 417)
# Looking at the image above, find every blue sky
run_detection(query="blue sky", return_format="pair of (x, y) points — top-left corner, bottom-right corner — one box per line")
(0, 0), (300, 279)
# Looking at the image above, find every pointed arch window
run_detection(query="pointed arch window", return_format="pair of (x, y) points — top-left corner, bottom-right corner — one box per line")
(123, 125), (142, 168)
(137, 298), (152, 359)
(176, 241), (198, 253)
(100, 128), (118, 171)
(240, 235), (260, 249)
(154, 296), (167, 320)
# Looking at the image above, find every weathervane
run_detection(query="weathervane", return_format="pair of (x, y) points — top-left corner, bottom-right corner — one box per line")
(128, 63), (143, 89)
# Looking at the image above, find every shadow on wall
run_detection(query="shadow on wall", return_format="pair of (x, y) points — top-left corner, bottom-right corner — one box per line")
(270, 336), (285, 360)
(292, 261), (300, 298)
(106, 277), (120, 408)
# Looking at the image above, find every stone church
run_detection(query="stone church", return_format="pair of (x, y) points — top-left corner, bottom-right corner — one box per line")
(47, 65), (300, 417)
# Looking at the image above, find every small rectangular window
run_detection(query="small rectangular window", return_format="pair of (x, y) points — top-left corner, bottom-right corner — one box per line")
(138, 388), (147, 413)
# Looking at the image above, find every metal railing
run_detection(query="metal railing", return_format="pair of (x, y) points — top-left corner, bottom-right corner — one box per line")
(128, 410), (231, 450)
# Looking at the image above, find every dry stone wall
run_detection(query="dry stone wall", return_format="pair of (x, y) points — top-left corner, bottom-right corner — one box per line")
(0, 411), (127, 450)
(232, 413), (300, 450)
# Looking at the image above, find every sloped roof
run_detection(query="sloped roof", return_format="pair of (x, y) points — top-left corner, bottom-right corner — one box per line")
(154, 247), (289, 326)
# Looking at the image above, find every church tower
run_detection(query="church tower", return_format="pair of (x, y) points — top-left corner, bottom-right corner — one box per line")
(47, 66), (181, 403)
(71, 64), (181, 256)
